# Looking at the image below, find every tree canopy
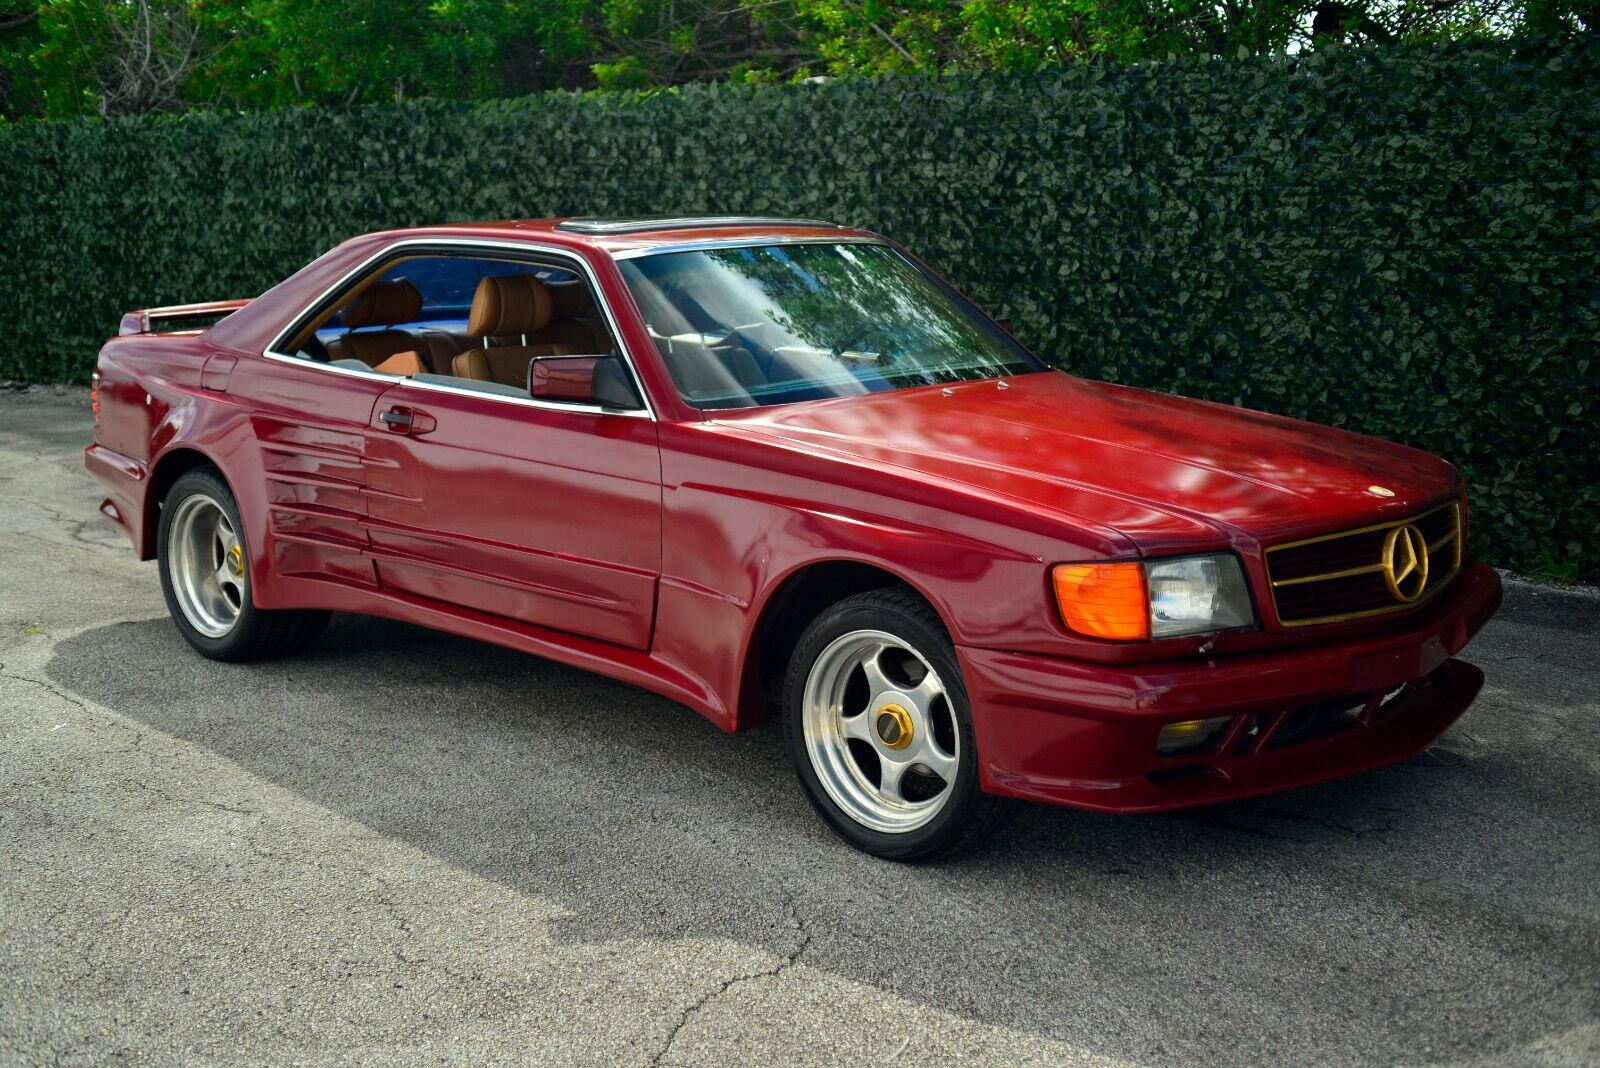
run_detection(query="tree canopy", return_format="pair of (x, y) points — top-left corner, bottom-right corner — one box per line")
(1, 0), (1594, 119)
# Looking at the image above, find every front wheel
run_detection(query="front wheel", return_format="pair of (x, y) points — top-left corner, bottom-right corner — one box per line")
(157, 466), (330, 661)
(782, 587), (1016, 860)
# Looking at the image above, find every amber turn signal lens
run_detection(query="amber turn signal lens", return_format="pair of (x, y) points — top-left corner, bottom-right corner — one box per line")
(1052, 562), (1150, 640)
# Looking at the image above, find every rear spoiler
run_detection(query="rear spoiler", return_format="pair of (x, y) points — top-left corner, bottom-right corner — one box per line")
(118, 299), (251, 336)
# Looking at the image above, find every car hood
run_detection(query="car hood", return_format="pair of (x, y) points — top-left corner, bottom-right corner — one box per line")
(712, 371), (1460, 554)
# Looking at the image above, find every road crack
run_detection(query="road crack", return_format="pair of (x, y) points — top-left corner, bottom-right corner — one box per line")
(0, 666), (92, 714)
(1255, 808), (1393, 837)
(2, 667), (262, 818)
(369, 876), (415, 936)
(16, 497), (120, 552)
(650, 893), (812, 1066)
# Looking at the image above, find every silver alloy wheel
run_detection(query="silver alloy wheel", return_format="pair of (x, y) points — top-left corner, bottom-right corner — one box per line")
(801, 628), (960, 834)
(167, 493), (246, 639)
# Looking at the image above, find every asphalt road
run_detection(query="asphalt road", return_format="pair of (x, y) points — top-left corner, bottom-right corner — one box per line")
(2, 388), (1596, 1067)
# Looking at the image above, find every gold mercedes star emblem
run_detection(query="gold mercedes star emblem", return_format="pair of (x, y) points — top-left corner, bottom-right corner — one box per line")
(1380, 523), (1429, 602)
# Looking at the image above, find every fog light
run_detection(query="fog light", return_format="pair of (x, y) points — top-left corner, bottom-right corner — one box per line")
(1156, 716), (1232, 757)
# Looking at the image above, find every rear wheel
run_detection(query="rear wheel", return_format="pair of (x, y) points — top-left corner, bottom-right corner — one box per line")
(157, 467), (329, 660)
(783, 587), (1016, 860)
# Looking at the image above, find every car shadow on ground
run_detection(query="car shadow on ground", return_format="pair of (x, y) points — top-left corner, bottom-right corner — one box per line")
(48, 612), (1598, 1067)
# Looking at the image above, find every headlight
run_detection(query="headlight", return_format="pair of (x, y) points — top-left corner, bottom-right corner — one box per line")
(1052, 553), (1255, 641)
(1145, 553), (1254, 638)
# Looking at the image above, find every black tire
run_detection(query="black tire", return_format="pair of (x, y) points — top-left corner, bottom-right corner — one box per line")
(157, 466), (330, 661)
(782, 586), (1017, 860)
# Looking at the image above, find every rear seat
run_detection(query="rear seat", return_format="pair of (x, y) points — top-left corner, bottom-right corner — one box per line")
(327, 278), (460, 372)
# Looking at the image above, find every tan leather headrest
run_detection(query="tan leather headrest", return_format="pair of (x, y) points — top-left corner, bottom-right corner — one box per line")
(342, 278), (423, 328)
(372, 350), (426, 376)
(547, 281), (593, 322)
(468, 275), (552, 337)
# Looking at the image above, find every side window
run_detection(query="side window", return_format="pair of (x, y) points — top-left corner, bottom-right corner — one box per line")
(284, 252), (623, 399)
(319, 258), (534, 336)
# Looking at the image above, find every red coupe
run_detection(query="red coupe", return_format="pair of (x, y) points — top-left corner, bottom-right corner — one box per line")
(86, 217), (1502, 858)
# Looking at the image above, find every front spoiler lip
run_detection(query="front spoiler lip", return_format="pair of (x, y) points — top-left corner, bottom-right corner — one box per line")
(986, 658), (1483, 813)
(962, 562), (1502, 813)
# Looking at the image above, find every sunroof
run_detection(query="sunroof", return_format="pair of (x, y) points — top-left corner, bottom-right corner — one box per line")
(555, 216), (842, 235)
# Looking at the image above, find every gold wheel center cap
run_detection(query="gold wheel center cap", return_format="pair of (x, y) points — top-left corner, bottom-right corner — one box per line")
(227, 544), (245, 577)
(874, 704), (914, 750)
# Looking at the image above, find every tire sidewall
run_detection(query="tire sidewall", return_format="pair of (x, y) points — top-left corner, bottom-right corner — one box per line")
(783, 593), (986, 861)
(157, 468), (255, 658)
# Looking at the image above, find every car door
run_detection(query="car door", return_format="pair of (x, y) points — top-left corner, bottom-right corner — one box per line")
(360, 382), (662, 650)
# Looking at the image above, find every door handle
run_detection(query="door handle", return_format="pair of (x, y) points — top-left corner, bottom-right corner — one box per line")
(378, 406), (435, 435)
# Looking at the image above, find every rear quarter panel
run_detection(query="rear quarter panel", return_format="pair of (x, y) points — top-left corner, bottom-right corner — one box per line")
(92, 333), (229, 558)
(92, 333), (373, 603)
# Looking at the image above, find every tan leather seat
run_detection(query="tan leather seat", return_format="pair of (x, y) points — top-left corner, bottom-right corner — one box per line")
(453, 275), (575, 387)
(372, 351), (427, 376)
(328, 278), (459, 371)
(658, 340), (764, 401)
(534, 282), (612, 354)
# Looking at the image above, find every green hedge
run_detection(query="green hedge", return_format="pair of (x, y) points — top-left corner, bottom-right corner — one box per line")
(1, 39), (1595, 576)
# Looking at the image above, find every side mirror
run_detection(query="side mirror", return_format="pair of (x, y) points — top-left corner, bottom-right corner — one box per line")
(995, 318), (1016, 336)
(529, 355), (643, 411)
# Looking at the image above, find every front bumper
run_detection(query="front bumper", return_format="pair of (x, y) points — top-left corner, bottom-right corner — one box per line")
(961, 562), (1502, 813)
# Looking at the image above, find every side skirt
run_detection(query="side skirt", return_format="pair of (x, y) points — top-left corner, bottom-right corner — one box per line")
(260, 573), (733, 732)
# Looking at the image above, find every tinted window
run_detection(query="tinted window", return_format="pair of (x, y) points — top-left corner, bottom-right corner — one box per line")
(619, 242), (1040, 409)
(315, 255), (589, 347)
(376, 258), (579, 315)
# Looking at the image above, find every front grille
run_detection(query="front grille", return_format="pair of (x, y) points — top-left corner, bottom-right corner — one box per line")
(1264, 501), (1462, 626)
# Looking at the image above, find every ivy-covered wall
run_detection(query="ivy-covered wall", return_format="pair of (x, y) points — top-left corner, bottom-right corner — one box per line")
(1, 38), (1594, 576)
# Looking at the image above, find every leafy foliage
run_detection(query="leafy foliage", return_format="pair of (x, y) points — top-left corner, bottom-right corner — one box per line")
(1, 0), (1595, 116)
(0, 37), (1594, 576)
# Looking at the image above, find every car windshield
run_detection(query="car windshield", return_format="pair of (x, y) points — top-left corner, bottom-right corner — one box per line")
(618, 242), (1042, 409)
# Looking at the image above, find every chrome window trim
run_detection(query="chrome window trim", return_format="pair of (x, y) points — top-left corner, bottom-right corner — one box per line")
(263, 237), (656, 421)
(263, 357), (408, 384)
(398, 374), (645, 419)
(609, 235), (886, 261)
(557, 216), (843, 236)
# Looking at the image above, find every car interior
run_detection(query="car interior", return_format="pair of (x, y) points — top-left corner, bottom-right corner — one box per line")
(624, 259), (838, 408)
(616, 242), (1039, 410)
(285, 254), (635, 406)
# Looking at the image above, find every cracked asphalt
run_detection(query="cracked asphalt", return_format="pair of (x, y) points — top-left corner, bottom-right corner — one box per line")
(2, 388), (1597, 1067)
